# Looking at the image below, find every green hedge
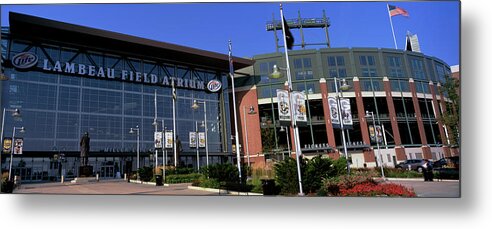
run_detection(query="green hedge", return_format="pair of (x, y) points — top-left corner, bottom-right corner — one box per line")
(165, 173), (203, 184)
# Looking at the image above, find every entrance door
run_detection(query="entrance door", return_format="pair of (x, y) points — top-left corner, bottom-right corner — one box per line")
(100, 166), (114, 178)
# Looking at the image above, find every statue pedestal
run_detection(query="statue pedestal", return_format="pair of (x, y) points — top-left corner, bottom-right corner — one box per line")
(78, 165), (93, 177)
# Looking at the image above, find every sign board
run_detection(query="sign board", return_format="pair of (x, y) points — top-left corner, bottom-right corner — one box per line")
(328, 97), (340, 127)
(154, 132), (163, 149)
(165, 131), (173, 149)
(13, 138), (23, 155)
(277, 89), (291, 124)
(3, 137), (12, 153)
(198, 132), (206, 148)
(369, 125), (383, 143)
(340, 98), (353, 128)
(189, 132), (197, 148)
(292, 91), (307, 124)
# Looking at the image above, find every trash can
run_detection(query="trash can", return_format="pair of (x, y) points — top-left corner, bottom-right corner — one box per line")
(155, 175), (163, 186)
(261, 179), (275, 195)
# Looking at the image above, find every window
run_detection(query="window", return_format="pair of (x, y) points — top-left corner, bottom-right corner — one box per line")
(359, 55), (378, 77)
(387, 56), (405, 78)
(294, 57), (313, 80)
(411, 58), (426, 80)
(327, 56), (347, 78)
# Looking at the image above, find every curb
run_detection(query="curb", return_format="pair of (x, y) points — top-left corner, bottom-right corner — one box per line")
(129, 179), (170, 186)
(187, 186), (263, 196)
(385, 178), (459, 182)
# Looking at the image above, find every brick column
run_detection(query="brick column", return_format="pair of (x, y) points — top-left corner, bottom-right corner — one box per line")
(438, 83), (453, 157)
(383, 77), (406, 161)
(409, 79), (432, 159)
(429, 81), (451, 157)
(319, 79), (337, 147)
(320, 78), (339, 159)
(236, 86), (263, 168)
(353, 77), (375, 163)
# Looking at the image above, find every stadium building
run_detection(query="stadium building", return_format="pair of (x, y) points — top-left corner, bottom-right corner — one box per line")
(232, 16), (459, 169)
(0, 12), (253, 181)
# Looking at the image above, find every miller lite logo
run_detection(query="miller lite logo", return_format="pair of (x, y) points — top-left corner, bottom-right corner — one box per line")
(12, 52), (38, 69)
(207, 80), (222, 92)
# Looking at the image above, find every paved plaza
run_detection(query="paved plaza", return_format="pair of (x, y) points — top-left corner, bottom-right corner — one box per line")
(12, 180), (219, 195)
(7, 178), (460, 197)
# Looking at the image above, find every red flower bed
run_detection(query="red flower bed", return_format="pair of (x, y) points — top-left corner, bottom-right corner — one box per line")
(339, 182), (416, 197)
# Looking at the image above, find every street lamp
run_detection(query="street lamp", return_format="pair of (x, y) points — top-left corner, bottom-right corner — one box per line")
(129, 125), (140, 179)
(243, 105), (256, 168)
(334, 77), (352, 175)
(279, 126), (290, 160)
(365, 111), (385, 179)
(269, 60), (304, 195)
(8, 126), (25, 181)
(191, 99), (209, 168)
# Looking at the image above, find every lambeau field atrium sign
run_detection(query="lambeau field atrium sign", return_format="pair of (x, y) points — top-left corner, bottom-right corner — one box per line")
(11, 52), (220, 91)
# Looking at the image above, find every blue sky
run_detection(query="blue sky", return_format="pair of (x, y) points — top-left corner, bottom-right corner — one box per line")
(1, 1), (460, 65)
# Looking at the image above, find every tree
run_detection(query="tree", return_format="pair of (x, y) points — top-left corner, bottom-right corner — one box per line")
(439, 75), (460, 146)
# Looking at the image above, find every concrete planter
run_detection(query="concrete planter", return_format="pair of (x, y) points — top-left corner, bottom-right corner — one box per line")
(187, 185), (263, 196)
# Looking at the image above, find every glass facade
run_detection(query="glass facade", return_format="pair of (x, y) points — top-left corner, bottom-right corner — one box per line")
(1, 33), (232, 159)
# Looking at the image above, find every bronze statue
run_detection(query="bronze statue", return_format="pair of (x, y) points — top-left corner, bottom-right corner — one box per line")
(80, 132), (90, 166)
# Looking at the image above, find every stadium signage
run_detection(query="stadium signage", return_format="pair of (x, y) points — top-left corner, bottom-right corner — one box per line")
(12, 52), (216, 91)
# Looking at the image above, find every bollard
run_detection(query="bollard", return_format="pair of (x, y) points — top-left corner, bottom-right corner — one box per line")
(96, 173), (99, 182)
(61, 175), (64, 183)
(124, 173), (127, 181)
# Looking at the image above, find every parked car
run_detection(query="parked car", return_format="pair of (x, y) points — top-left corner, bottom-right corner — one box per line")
(432, 158), (448, 168)
(396, 159), (429, 172)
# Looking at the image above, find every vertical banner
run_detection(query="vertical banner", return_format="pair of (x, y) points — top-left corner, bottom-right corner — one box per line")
(340, 98), (353, 129)
(165, 131), (173, 149)
(369, 125), (376, 143)
(189, 132), (197, 148)
(292, 91), (307, 125)
(198, 132), (206, 148)
(328, 97), (340, 128)
(277, 89), (291, 124)
(3, 137), (12, 153)
(369, 125), (383, 143)
(154, 132), (163, 149)
(13, 138), (23, 155)
(375, 125), (383, 143)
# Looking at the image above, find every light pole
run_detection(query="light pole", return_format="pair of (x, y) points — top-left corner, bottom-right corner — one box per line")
(195, 121), (200, 171)
(191, 99), (209, 168)
(8, 126), (25, 181)
(1, 108), (21, 173)
(129, 125), (140, 179)
(152, 90), (158, 170)
(242, 105), (256, 168)
(271, 63), (304, 195)
(365, 111), (385, 179)
(279, 126), (290, 160)
(228, 40), (242, 183)
(334, 77), (351, 175)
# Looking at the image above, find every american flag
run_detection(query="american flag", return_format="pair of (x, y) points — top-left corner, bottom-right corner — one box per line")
(388, 4), (409, 17)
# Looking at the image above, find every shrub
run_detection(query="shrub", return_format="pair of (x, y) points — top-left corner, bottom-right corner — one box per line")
(274, 157), (306, 195)
(333, 157), (349, 176)
(137, 166), (154, 182)
(165, 173), (203, 184)
(302, 155), (335, 194)
(201, 163), (246, 184)
(383, 168), (422, 178)
(195, 178), (221, 189)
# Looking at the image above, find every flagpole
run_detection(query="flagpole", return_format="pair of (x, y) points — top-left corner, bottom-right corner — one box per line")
(387, 4), (398, 49)
(172, 81), (177, 167)
(154, 90), (158, 169)
(229, 40), (242, 183)
(280, 3), (304, 196)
